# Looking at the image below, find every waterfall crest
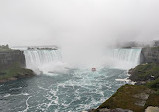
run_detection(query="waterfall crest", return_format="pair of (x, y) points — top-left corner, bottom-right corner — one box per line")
(24, 48), (142, 74)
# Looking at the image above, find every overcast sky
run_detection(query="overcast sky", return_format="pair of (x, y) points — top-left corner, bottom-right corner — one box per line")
(0, 0), (159, 46)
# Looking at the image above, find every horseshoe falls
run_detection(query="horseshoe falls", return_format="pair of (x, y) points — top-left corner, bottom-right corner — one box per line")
(0, 48), (142, 112)
(108, 48), (141, 69)
(24, 48), (141, 74)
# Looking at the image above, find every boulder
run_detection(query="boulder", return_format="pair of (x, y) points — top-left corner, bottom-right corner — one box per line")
(145, 106), (159, 112)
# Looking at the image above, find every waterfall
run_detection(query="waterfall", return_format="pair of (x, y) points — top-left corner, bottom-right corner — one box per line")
(108, 48), (142, 69)
(24, 50), (63, 74)
(23, 48), (142, 74)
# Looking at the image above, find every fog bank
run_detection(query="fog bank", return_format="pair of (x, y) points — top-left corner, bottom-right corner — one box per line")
(0, 0), (159, 46)
(0, 0), (159, 67)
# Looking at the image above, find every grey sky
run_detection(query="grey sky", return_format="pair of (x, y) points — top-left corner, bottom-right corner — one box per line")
(0, 0), (159, 46)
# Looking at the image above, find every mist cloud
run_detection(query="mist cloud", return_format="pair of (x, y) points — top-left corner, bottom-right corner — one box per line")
(0, 0), (159, 47)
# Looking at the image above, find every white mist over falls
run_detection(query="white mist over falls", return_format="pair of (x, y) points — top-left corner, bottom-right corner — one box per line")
(24, 48), (141, 75)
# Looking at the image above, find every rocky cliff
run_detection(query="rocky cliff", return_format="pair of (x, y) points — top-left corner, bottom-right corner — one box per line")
(90, 84), (159, 112)
(0, 50), (25, 69)
(141, 47), (159, 64)
(0, 49), (35, 83)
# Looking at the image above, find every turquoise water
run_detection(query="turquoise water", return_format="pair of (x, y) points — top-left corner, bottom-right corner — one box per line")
(0, 68), (128, 112)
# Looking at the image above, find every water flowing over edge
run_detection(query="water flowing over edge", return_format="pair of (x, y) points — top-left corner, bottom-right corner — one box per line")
(23, 48), (142, 74)
(0, 48), (142, 112)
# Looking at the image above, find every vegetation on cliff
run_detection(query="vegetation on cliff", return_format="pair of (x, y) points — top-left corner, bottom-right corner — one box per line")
(146, 77), (159, 94)
(92, 63), (159, 112)
(0, 45), (35, 83)
(0, 44), (12, 51)
(0, 63), (35, 83)
(94, 85), (154, 112)
(129, 63), (159, 82)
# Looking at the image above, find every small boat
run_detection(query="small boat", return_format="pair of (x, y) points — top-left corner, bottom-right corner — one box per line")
(92, 68), (96, 72)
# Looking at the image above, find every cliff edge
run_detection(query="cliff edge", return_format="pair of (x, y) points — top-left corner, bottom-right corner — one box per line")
(0, 45), (35, 83)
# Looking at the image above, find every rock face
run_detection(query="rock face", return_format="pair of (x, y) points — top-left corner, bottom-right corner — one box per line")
(0, 50), (25, 69)
(0, 49), (35, 83)
(145, 106), (159, 112)
(141, 47), (159, 64)
(94, 85), (154, 112)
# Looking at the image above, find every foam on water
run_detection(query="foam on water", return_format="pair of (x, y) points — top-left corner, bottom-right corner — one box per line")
(0, 48), (142, 112)
(0, 68), (130, 111)
(24, 49), (66, 74)
(4, 93), (11, 98)
(22, 96), (32, 112)
(24, 48), (141, 75)
(4, 93), (29, 98)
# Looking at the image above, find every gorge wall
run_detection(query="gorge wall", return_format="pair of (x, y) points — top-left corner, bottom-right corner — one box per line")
(0, 50), (26, 70)
(141, 47), (159, 64)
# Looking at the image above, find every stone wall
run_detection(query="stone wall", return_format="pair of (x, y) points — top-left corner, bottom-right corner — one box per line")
(0, 50), (25, 69)
(140, 47), (159, 64)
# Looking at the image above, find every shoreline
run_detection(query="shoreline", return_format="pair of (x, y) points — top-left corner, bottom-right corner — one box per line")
(86, 63), (159, 112)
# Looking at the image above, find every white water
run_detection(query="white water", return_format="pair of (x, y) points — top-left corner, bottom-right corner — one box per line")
(107, 48), (142, 69)
(1, 48), (142, 112)
(24, 48), (141, 74)
(24, 50), (66, 74)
